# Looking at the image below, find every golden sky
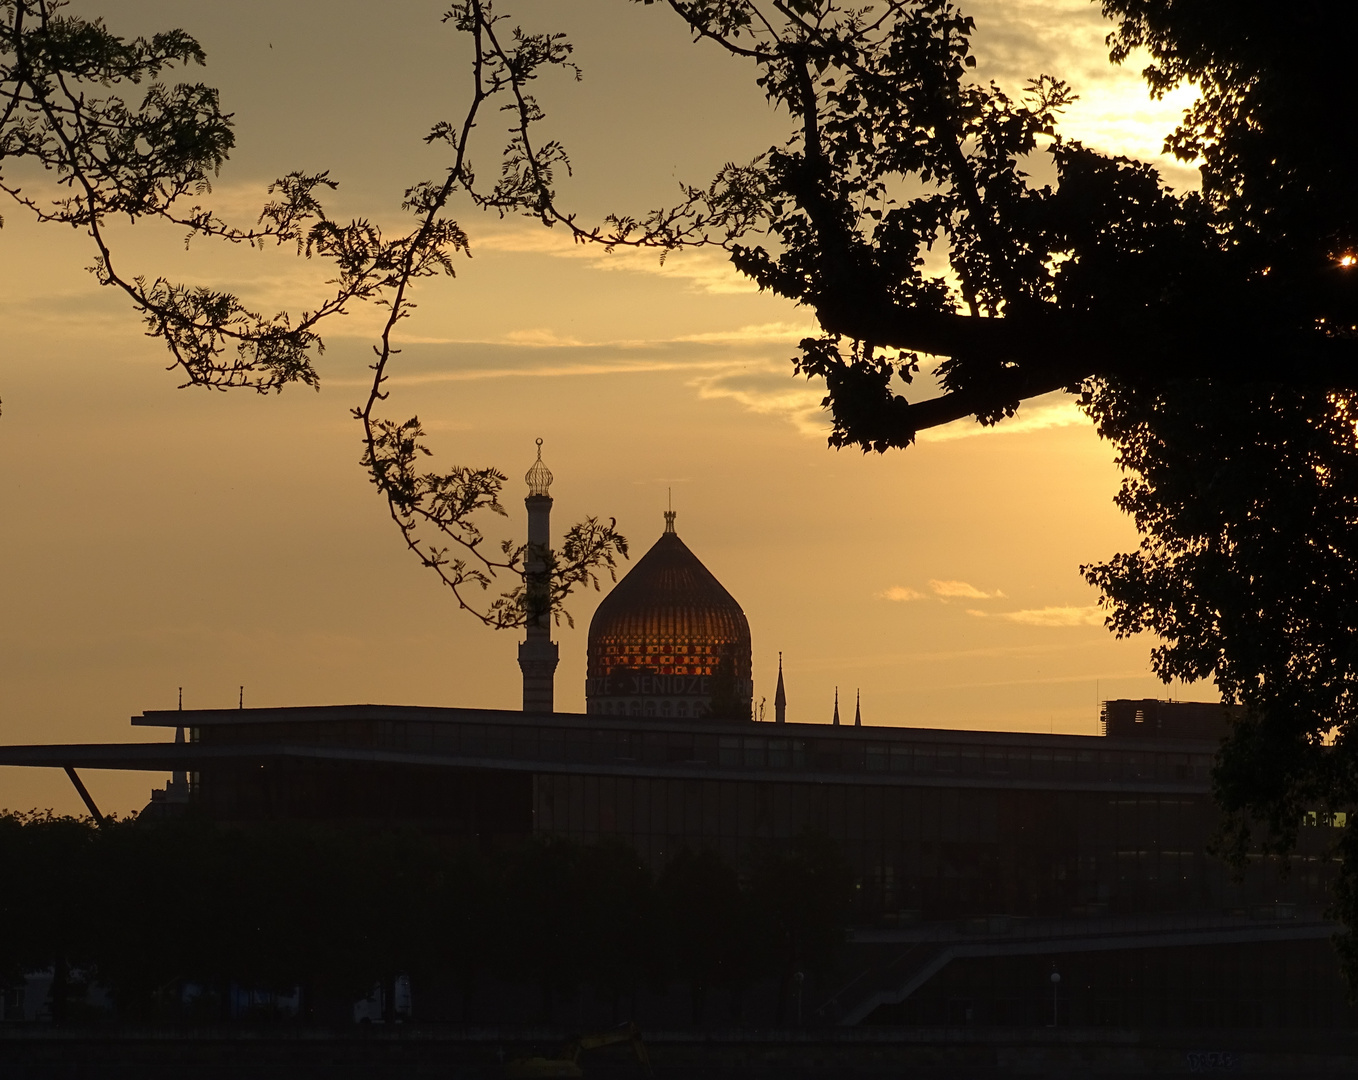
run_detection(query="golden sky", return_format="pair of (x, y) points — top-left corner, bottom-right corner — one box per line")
(0, 0), (1207, 814)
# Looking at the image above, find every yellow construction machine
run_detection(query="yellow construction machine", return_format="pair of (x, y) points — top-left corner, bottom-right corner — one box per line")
(504, 1021), (652, 1078)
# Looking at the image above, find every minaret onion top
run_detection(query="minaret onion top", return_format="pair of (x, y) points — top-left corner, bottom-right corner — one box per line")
(525, 438), (553, 496)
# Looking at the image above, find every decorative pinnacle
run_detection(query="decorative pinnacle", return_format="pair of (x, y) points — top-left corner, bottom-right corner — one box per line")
(664, 487), (676, 534)
(525, 437), (553, 496)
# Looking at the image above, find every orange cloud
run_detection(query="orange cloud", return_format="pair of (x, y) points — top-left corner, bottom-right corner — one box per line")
(930, 579), (1005, 600)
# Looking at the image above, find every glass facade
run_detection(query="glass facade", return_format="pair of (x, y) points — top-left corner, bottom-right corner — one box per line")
(532, 773), (1334, 921)
(176, 707), (1338, 924)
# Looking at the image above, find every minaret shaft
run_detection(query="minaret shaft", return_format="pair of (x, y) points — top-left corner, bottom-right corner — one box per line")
(519, 444), (559, 713)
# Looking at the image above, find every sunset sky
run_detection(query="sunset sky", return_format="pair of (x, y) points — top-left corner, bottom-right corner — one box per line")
(0, 0), (1209, 815)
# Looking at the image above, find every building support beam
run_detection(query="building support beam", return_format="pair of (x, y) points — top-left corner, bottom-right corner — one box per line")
(63, 765), (105, 826)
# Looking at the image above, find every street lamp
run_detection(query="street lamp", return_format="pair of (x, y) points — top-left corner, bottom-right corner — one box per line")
(1049, 968), (1061, 1028)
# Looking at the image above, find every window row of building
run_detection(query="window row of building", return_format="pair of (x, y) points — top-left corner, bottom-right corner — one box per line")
(192, 717), (1217, 786)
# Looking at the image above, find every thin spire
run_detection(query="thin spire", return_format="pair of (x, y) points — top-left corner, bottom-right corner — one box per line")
(775, 652), (787, 724)
(833, 686), (840, 726)
(664, 490), (676, 534)
(854, 688), (862, 727)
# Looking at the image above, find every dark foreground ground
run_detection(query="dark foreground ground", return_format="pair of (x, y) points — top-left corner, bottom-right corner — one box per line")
(0, 1026), (1356, 1078)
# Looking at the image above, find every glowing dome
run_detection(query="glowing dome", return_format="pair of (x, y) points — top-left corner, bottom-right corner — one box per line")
(585, 514), (752, 721)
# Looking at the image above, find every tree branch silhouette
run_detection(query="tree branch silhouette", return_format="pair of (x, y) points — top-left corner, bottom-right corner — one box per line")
(458, 0), (1358, 974)
(0, 0), (626, 628)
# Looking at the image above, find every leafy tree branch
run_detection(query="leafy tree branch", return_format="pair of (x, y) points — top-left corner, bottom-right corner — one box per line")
(474, 0), (1358, 976)
(0, 0), (626, 628)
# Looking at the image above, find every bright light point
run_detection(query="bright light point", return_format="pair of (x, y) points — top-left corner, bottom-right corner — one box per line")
(1341, 255), (1356, 267)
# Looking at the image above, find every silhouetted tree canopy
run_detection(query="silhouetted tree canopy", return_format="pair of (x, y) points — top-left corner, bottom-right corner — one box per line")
(520, 0), (1358, 975)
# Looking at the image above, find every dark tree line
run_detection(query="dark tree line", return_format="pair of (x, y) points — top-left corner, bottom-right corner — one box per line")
(0, 812), (853, 1025)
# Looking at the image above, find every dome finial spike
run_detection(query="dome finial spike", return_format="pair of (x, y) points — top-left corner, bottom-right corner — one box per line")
(664, 489), (676, 534)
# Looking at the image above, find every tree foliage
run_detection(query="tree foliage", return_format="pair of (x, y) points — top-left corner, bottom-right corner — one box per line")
(0, 0), (626, 627)
(495, 0), (1358, 974)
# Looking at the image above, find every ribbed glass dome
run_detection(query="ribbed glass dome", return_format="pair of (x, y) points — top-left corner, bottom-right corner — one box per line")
(586, 518), (752, 721)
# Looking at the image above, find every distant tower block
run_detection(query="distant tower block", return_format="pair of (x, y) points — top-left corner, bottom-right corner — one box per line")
(774, 653), (787, 724)
(518, 439), (559, 714)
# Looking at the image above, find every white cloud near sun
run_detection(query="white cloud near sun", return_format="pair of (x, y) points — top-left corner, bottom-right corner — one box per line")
(919, 399), (1089, 443)
(968, 605), (1106, 627)
(930, 579), (1006, 600)
(880, 580), (1010, 603)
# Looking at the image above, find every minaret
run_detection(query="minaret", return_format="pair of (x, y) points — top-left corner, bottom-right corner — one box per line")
(518, 439), (559, 713)
(832, 686), (840, 726)
(774, 653), (787, 724)
(854, 688), (862, 727)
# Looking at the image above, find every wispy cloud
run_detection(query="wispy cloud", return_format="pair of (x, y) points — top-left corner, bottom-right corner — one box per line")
(969, 605), (1105, 627)
(676, 321), (819, 345)
(360, 320), (816, 351)
(687, 367), (829, 438)
(365, 356), (731, 388)
(473, 227), (756, 295)
(502, 328), (585, 348)
(930, 579), (1005, 600)
(919, 399), (1089, 443)
(880, 585), (925, 602)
